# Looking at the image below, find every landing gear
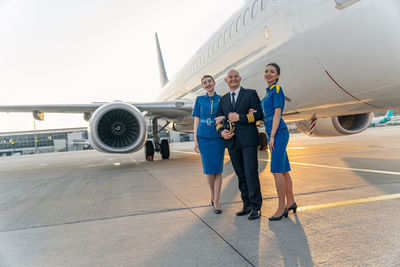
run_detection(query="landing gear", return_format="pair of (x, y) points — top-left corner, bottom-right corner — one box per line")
(145, 118), (170, 161)
(160, 139), (170, 159)
(259, 132), (268, 151)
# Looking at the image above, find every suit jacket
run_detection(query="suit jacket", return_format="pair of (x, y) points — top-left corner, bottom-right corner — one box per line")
(216, 87), (262, 148)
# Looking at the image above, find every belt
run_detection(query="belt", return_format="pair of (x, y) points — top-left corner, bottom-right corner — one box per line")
(200, 118), (215, 125)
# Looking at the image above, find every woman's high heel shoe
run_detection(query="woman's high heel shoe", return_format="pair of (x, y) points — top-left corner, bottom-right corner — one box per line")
(268, 208), (288, 221)
(213, 203), (222, 214)
(211, 200), (214, 206)
(288, 202), (297, 213)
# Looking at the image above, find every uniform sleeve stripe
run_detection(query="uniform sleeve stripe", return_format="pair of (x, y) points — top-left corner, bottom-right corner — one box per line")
(216, 124), (223, 131)
(247, 113), (255, 123)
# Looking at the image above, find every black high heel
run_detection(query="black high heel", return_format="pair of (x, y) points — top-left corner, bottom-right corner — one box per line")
(268, 208), (288, 221)
(213, 203), (222, 214)
(288, 202), (297, 213)
(211, 200), (214, 206)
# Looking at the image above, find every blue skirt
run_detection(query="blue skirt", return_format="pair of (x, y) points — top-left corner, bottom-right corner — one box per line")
(267, 128), (291, 173)
(197, 136), (225, 174)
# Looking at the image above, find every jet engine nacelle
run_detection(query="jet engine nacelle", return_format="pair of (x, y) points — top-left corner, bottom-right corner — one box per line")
(296, 113), (373, 137)
(89, 102), (147, 153)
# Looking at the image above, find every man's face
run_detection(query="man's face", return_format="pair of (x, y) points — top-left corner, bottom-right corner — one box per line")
(224, 70), (241, 90)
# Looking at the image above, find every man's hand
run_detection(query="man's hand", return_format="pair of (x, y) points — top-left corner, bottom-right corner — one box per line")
(221, 129), (235, 140)
(228, 112), (240, 122)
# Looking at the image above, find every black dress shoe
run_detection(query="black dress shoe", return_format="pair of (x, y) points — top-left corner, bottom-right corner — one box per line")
(248, 210), (261, 220)
(288, 202), (297, 213)
(236, 207), (251, 216)
(269, 208), (289, 221)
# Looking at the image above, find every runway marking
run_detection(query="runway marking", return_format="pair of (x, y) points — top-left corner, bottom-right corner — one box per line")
(298, 193), (400, 212)
(259, 159), (400, 176)
(113, 162), (121, 166)
(172, 150), (400, 176)
(171, 150), (198, 155)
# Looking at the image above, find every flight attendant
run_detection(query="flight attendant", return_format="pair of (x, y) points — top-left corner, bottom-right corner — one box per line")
(260, 63), (296, 221)
(192, 75), (225, 214)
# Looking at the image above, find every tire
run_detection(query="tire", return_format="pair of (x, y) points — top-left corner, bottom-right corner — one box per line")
(259, 132), (268, 151)
(145, 140), (154, 161)
(160, 139), (170, 159)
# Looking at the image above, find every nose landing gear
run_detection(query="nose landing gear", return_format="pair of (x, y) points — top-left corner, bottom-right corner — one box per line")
(145, 118), (170, 161)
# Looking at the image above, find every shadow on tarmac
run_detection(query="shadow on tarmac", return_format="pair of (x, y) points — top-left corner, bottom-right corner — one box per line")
(269, 214), (314, 266)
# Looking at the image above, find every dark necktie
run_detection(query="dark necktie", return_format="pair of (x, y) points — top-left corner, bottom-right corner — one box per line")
(231, 92), (236, 109)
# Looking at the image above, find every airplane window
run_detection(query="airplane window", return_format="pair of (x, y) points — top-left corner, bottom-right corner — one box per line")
(230, 22), (235, 37)
(261, 0), (267, 10)
(218, 35), (224, 48)
(224, 28), (229, 43)
(243, 8), (250, 25)
(264, 26), (269, 40)
(252, 0), (260, 18)
(236, 16), (242, 32)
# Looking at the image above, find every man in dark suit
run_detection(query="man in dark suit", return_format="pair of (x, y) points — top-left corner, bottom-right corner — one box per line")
(216, 69), (263, 220)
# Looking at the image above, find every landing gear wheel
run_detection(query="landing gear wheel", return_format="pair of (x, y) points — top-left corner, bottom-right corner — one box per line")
(160, 139), (170, 159)
(145, 140), (154, 161)
(259, 132), (268, 151)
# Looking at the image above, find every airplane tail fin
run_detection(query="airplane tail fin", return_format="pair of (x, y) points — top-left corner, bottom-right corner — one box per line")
(155, 33), (169, 87)
(386, 110), (393, 117)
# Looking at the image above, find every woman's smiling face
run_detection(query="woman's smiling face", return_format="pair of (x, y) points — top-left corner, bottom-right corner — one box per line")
(202, 77), (215, 92)
(264, 65), (280, 85)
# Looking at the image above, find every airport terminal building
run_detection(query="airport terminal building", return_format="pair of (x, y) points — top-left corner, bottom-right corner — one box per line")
(0, 128), (89, 156)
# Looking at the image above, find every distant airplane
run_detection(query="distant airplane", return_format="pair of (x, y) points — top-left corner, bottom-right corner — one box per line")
(1, 0), (400, 160)
(387, 116), (400, 126)
(370, 110), (394, 127)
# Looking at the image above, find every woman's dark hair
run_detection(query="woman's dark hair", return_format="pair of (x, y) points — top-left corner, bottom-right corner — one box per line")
(266, 63), (280, 82)
(201, 75), (215, 83)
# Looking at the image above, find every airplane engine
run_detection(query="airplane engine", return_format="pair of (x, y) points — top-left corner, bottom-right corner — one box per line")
(296, 113), (373, 137)
(89, 102), (147, 153)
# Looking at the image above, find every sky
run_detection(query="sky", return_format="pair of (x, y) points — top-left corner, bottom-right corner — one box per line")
(0, 0), (245, 132)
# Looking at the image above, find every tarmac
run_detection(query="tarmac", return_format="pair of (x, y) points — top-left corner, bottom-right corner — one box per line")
(0, 126), (399, 266)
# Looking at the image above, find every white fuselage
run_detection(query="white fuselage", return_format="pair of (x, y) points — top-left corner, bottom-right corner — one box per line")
(157, 0), (400, 130)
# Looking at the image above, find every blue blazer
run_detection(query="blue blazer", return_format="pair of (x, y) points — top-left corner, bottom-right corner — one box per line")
(216, 87), (262, 148)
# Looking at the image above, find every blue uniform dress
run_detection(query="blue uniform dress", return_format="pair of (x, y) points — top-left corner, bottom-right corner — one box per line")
(261, 83), (291, 173)
(192, 93), (225, 174)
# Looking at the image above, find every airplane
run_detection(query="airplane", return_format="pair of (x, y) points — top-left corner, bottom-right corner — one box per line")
(370, 110), (394, 127)
(1, 0), (400, 160)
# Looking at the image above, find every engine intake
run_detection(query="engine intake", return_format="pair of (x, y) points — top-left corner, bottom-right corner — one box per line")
(89, 102), (147, 153)
(296, 113), (373, 137)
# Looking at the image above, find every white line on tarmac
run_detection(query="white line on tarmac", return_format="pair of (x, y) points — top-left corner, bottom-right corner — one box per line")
(171, 150), (400, 176)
